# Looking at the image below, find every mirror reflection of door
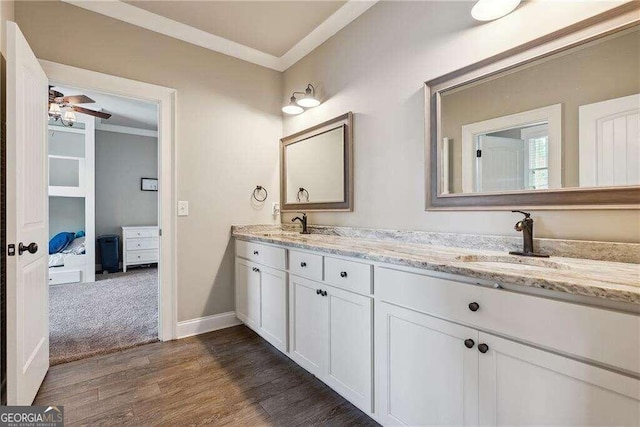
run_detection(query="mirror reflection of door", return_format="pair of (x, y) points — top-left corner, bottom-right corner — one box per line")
(474, 123), (550, 193)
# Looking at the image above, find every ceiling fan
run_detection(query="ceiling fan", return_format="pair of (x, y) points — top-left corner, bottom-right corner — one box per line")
(48, 87), (112, 127)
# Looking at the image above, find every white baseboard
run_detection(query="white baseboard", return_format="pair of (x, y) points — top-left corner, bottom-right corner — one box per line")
(177, 311), (242, 339)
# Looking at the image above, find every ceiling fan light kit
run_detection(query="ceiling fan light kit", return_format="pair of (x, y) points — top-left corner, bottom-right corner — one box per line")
(282, 83), (320, 115)
(48, 87), (113, 127)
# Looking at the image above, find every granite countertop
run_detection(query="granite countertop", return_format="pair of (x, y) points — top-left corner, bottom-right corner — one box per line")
(232, 225), (640, 306)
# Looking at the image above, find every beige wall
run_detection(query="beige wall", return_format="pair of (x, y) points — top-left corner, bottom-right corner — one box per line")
(441, 28), (640, 191)
(15, 1), (282, 321)
(283, 0), (640, 243)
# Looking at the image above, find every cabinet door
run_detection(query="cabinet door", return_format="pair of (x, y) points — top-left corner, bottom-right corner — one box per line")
(289, 275), (327, 376)
(259, 266), (287, 352)
(235, 258), (261, 329)
(376, 301), (479, 426)
(324, 285), (372, 413)
(478, 332), (640, 426)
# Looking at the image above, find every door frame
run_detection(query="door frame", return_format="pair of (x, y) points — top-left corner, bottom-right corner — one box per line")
(40, 60), (178, 341)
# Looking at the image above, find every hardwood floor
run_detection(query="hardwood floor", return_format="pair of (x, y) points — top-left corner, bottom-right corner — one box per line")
(35, 325), (378, 426)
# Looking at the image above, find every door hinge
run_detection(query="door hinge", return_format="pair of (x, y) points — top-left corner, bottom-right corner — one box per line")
(8, 244), (15, 256)
(159, 228), (162, 237)
(476, 149), (482, 158)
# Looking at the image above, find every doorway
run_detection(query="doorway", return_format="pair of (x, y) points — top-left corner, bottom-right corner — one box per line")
(47, 85), (161, 364)
(4, 21), (176, 405)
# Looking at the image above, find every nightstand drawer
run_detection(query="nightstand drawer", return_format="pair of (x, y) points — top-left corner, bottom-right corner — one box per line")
(124, 229), (158, 239)
(126, 249), (158, 263)
(127, 237), (159, 250)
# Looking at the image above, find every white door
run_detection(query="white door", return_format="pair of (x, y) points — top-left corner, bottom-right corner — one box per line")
(376, 301), (479, 426)
(478, 332), (640, 426)
(259, 265), (287, 352)
(6, 21), (50, 405)
(324, 285), (372, 413)
(476, 135), (526, 192)
(289, 275), (327, 376)
(579, 94), (640, 187)
(235, 259), (260, 329)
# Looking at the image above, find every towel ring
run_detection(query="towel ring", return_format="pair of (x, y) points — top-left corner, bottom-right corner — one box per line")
(296, 187), (309, 202)
(253, 186), (268, 202)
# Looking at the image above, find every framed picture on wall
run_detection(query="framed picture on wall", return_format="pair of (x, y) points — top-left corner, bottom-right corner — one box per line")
(141, 178), (158, 191)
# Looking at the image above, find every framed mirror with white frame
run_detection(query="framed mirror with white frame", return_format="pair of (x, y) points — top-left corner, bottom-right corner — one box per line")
(426, 3), (640, 210)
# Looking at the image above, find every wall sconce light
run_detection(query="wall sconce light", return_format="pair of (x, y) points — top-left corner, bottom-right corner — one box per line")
(282, 83), (320, 115)
(471, 0), (521, 21)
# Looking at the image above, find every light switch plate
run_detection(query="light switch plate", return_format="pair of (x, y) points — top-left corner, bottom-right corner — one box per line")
(177, 201), (189, 216)
(272, 202), (280, 216)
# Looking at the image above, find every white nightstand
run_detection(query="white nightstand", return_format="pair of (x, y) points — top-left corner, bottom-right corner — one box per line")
(122, 226), (159, 272)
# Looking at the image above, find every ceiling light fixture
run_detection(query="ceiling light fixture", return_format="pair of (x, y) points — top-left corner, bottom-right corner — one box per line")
(471, 0), (521, 21)
(282, 83), (320, 115)
(48, 103), (77, 127)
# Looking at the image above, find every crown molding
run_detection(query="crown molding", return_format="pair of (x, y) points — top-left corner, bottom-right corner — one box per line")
(62, 0), (379, 72)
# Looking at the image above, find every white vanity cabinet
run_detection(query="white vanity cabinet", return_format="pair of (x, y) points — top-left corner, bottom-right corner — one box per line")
(375, 266), (640, 426)
(235, 245), (288, 353)
(289, 274), (373, 413)
(376, 301), (479, 426)
(478, 332), (640, 426)
(235, 237), (640, 427)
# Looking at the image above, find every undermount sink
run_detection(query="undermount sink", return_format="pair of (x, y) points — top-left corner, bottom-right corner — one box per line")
(455, 254), (568, 270)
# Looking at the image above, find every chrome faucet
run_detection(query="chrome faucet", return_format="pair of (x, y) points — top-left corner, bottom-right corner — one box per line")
(291, 212), (309, 234)
(509, 210), (549, 257)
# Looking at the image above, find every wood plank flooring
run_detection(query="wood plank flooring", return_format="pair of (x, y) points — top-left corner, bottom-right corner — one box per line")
(34, 325), (378, 426)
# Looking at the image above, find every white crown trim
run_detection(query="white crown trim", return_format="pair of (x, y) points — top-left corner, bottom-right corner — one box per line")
(62, 0), (378, 72)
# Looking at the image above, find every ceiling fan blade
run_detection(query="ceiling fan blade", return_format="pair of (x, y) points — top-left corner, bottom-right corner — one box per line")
(60, 94), (95, 104)
(71, 105), (112, 119)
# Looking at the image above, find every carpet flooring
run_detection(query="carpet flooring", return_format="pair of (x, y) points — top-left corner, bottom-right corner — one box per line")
(49, 267), (159, 365)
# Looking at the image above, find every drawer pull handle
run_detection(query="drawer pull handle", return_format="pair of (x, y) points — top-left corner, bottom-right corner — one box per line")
(464, 339), (475, 349)
(478, 343), (489, 353)
(340, 271), (347, 278)
(253, 251), (259, 255)
(252, 267), (260, 273)
(300, 262), (307, 268)
(468, 302), (480, 312)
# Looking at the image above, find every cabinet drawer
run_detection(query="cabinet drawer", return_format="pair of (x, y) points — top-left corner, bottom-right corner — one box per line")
(324, 257), (372, 294)
(236, 240), (286, 270)
(289, 250), (323, 281)
(49, 269), (81, 285)
(127, 237), (159, 250)
(124, 228), (158, 239)
(376, 266), (640, 374)
(126, 249), (158, 263)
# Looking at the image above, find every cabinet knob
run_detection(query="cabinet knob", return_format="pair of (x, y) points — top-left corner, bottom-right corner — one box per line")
(468, 302), (480, 312)
(321, 290), (327, 297)
(340, 271), (348, 278)
(316, 289), (322, 295)
(253, 251), (259, 255)
(300, 262), (307, 268)
(478, 343), (489, 353)
(464, 339), (475, 349)
(252, 267), (260, 273)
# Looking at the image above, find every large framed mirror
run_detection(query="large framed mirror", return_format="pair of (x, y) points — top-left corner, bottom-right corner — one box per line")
(280, 112), (353, 211)
(426, 3), (640, 210)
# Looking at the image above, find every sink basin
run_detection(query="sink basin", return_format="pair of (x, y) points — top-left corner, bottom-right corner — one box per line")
(455, 254), (568, 270)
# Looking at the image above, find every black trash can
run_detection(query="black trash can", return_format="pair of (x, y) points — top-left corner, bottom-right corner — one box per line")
(98, 235), (119, 273)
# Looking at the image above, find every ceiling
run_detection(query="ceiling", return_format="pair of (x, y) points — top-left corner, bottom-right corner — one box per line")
(53, 86), (158, 131)
(123, 1), (346, 57)
(62, 0), (378, 71)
